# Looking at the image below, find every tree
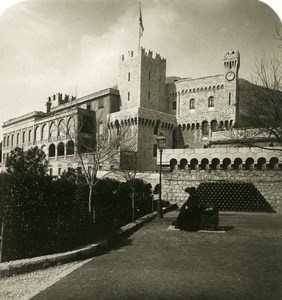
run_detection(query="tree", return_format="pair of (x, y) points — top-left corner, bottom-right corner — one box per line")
(61, 111), (137, 240)
(6, 146), (48, 175)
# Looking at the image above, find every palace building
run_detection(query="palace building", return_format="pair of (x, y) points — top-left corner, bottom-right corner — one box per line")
(1, 47), (282, 174)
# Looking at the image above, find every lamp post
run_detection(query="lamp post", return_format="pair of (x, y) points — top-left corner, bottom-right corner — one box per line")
(156, 133), (166, 219)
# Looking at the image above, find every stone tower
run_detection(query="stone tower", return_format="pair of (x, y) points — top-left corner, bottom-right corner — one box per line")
(118, 48), (167, 112)
(223, 50), (240, 107)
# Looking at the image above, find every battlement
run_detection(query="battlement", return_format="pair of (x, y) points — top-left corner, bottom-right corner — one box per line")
(120, 47), (166, 62)
(223, 50), (240, 60)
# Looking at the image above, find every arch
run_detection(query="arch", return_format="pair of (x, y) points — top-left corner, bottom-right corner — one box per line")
(191, 123), (195, 130)
(17, 133), (20, 144)
(153, 144), (157, 158)
(211, 120), (218, 132)
(223, 158), (231, 170)
(202, 121), (209, 136)
(66, 140), (75, 155)
(196, 123), (200, 130)
(201, 158), (209, 170)
(234, 158), (243, 170)
(34, 126), (40, 141)
(224, 120), (229, 128)
(28, 130), (32, 142)
(57, 142), (65, 156)
(67, 117), (75, 134)
(41, 124), (48, 140)
(49, 122), (56, 138)
(170, 159), (178, 172)
(22, 131), (26, 144)
(269, 157), (279, 170)
(180, 158), (188, 170)
(257, 157), (267, 170)
(48, 144), (55, 157)
(208, 96), (214, 108)
(190, 158), (198, 170)
(7, 136), (10, 147)
(245, 157), (255, 170)
(11, 135), (14, 146)
(219, 121), (224, 129)
(154, 120), (160, 135)
(211, 158), (220, 170)
(190, 98), (195, 109)
(187, 124), (191, 130)
(58, 119), (65, 136)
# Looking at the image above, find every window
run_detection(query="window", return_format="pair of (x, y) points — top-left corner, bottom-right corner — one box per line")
(98, 99), (104, 108)
(172, 101), (176, 110)
(128, 72), (130, 81)
(11, 135), (14, 146)
(58, 168), (61, 176)
(49, 168), (53, 176)
(128, 92), (130, 101)
(7, 136), (9, 147)
(22, 132), (26, 144)
(28, 130), (32, 142)
(229, 93), (231, 105)
(153, 144), (157, 157)
(87, 104), (91, 110)
(190, 99), (195, 109)
(3, 137), (6, 147)
(148, 91), (151, 101)
(208, 96), (214, 108)
(17, 133), (20, 144)
(202, 121), (209, 136)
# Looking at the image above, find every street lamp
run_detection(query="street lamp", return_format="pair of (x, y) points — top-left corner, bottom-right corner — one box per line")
(156, 133), (166, 219)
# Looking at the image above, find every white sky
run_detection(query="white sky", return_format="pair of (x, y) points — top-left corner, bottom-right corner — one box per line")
(0, 0), (281, 137)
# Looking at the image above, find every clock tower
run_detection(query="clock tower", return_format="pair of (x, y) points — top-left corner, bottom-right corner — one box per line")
(223, 50), (240, 112)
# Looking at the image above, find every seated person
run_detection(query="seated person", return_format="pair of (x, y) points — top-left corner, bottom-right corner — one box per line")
(175, 187), (219, 231)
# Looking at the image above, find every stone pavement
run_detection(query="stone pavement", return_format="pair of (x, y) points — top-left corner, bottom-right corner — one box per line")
(30, 210), (282, 300)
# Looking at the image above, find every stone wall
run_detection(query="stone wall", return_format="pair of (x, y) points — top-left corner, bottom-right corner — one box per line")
(161, 170), (282, 213)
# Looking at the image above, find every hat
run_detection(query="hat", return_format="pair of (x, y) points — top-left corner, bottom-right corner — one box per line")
(185, 187), (196, 194)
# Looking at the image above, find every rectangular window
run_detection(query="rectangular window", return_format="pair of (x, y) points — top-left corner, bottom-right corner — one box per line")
(58, 168), (61, 176)
(172, 101), (176, 110)
(148, 91), (151, 101)
(87, 104), (91, 110)
(49, 168), (53, 176)
(98, 99), (104, 108)
(128, 72), (130, 81)
(229, 93), (231, 105)
(128, 92), (130, 101)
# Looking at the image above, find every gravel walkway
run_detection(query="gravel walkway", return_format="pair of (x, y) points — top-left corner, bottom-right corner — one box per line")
(0, 261), (82, 300)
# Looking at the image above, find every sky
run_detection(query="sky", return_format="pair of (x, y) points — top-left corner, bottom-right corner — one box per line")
(0, 0), (281, 137)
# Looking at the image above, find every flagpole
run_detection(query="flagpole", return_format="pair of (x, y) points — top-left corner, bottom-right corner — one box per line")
(138, 2), (144, 51)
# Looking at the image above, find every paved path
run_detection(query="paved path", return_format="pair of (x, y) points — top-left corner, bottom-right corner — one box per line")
(31, 211), (282, 300)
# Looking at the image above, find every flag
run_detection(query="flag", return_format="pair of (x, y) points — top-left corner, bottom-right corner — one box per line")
(139, 3), (144, 38)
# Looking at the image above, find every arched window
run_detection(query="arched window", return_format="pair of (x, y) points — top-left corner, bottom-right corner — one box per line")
(211, 120), (218, 132)
(48, 144), (55, 157)
(66, 140), (74, 155)
(202, 121), (209, 136)
(49, 122), (56, 138)
(3, 137), (6, 147)
(11, 135), (14, 146)
(7, 136), (10, 147)
(42, 124), (48, 140)
(22, 132), (26, 144)
(170, 159), (177, 172)
(17, 133), (20, 144)
(58, 120), (65, 136)
(57, 142), (65, 156)
(180, 158), (188, 170)
(208, 96), (214, 108)
(28, 130), (32, 142)
(153, 144), (157, 157)
(67, 117), (75, 135)
(190, 99), (195, 109)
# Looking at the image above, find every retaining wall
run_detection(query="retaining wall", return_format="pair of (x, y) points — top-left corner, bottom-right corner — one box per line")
(162, 170), (282, 212)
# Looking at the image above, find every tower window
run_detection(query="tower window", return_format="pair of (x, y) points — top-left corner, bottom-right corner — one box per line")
(128, 92), (130, 101)
(208, 96), (214, 108)
(172, 101), (176, 110)
(190, 99), (195, 109)
(128, 72), (130, 81)
(229, 93), (231, 105)
(148, 91), (151, 101)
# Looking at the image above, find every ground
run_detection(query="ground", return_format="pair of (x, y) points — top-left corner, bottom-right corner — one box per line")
(1, 210), (282, 300)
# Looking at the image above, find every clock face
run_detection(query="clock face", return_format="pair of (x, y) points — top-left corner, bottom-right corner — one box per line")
(226, 71), (235, 81)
